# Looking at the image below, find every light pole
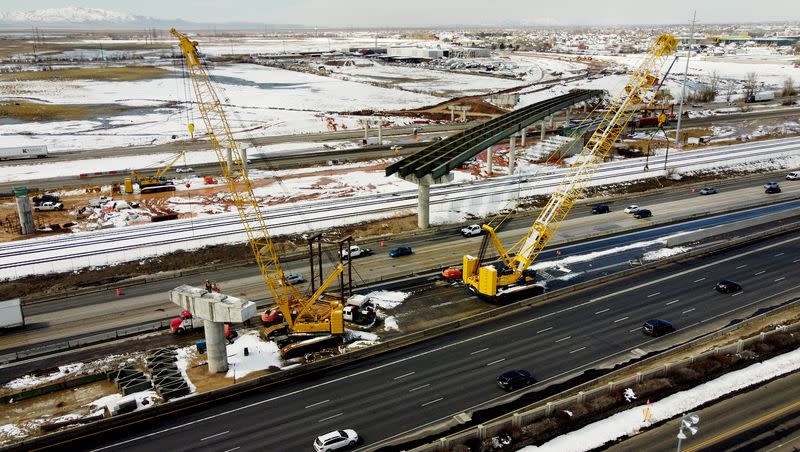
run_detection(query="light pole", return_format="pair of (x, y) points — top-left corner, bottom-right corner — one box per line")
(676, 412), (700, 452)
(674, 10), (697, 148)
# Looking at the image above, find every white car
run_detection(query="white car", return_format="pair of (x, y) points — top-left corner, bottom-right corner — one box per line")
(175, 167), (193, 173)
(34, 201), (64, 212)
(313, 429), (358, 451)
(787, 172), (799, 180)
(461, 224), (483, 237)
(624, 205), (640, 214)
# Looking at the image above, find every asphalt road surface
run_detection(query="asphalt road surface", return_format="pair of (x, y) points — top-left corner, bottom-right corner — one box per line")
(607, 369), (800, 452)
(48, 231), (800, 451)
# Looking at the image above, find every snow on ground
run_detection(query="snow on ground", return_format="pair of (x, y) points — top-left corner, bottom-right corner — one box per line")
(175, 345), (198, 394)
(0, 424), (25, 439)
(521, 346), (800, 451)
(225, 332), (283, 379)
(86, 390), (160, 414)
(3, 363), (84, 391)
(530, 236), (685, 272)
(641, 246), (690, 261)
(363, 290), (412, 310)
(383, 316), (399, 331)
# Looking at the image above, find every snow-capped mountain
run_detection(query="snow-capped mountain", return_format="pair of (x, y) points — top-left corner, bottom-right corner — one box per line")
(0, 7), (137, 24)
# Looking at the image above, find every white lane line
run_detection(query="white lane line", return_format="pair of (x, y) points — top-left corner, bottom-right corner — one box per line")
(421, 398), (443, 407)
(470, 348), (488, 355)
(774, 252), (785, 257)
(555, 336), (572, 343)
(794, 258), (800, 263)
(665, 299), (679, 306)
(736, 264), (747, 269)
(775, 277), (786, 282)
(200, 431), (229, 441)
(629, 327), (641, 332)
(304, 399), (330, 409)
(613, 317), (629, 323)
(647, 292), (661, 298)
(682, 308), (695, 314)
(693, 278), (706, 283)
(594, 308), (610, 315)
(486, 358), (506, 366)
(537, 327), (553, 334)
(318, 413), (343, 423)
(409, 384), (430, 392)
(732, 292), (743, 297)
(223, 448), (240, 452)
(92, 236), (800, 452)
(394, 372), (415, 380)
(569, 347), (586, 354)
(755, 270), (766, 275)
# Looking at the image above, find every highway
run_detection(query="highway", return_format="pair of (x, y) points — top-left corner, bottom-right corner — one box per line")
(49, 230), (800, 451)
(3, 169), (800, 354)
(608, 369), (800, 452)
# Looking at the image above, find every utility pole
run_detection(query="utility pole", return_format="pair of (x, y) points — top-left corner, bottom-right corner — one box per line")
(674, 10), (696, 148)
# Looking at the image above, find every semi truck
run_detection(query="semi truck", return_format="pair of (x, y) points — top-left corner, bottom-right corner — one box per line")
(0, 145), (48, 161)
(0, 299), (25, 330)
(746, 91), (775, 103)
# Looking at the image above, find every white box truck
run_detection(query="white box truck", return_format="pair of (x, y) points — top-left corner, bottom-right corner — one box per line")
(0, 299), (25, 330)
(0, 145), (48, 161)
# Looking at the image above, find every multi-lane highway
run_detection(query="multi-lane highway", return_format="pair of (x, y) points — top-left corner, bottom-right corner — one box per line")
(46, 229), (800, 451)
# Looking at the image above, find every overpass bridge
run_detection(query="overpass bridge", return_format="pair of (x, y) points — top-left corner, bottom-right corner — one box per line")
(385, 89), (604, 228)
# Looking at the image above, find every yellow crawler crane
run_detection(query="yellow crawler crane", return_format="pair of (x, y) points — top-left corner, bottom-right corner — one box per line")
(463, 34), (679, 300)
(130, 149), (187, 193)
(170, 28), (346, 340)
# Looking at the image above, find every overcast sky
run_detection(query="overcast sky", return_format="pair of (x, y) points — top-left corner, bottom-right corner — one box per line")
(5, 0), (799, 26)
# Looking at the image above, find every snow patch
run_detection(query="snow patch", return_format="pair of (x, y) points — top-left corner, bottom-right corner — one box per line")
(225, 332), (283, 379)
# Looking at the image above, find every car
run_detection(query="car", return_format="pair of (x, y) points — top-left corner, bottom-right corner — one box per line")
(765, 185), (781, 194)
(33, 201), (64, 212)
(633, 209), (652, 219)
(283, 273), (305, 285)
(642, 319), (675, 337)
(624, 205), (640, 214)
(175, 167), (193, 173)
(764, 181), (780, 189)
(313, 429), (359, 451)
(411, 126), (423, 134)
(698, 186), (717, 195)
(388, 246), (413, 258)
(497, 369), (536, 391)
(461, 224), (483, 237)
(715, 279), (741, 293)
(442, 267), (462, 280)
(787, 172), (800, 180)
(591, 204), (610, 214)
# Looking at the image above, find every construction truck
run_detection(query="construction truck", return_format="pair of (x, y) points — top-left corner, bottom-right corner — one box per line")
(170, 310), (237, 342)
(0, 299), (25, 330)
(171, 29), (349, 357)
(342, 294), (377, 326)
(463, 34), (679, 301)
(129, 150), (187, 194)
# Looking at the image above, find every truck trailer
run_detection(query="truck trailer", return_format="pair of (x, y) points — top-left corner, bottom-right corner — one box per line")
(0, 299), (25, 330)
(0, 145), (48, 161)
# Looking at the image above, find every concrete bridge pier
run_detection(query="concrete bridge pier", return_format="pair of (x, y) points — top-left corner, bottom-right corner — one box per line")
(204, 321), (228, 373)
(377, 122), (383, 146)
(417, 181), (430, 229)
(487, 147), (494, 175)
(541, 118), (547, 140)
(521, 129), (526, 147)
(509, 135), (516, 175)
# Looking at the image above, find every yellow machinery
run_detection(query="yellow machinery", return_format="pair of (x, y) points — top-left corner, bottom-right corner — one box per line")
(130, 150), (187, 193)
(170, 28), (346, 337)
(463, 34), (679, 300)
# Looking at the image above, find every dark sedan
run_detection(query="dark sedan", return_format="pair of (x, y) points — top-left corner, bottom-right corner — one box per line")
(715, 279), (742, 293)
(497, 369), (536, 391)
(388, 246), (413, 258)
(633, 209), (652, 219)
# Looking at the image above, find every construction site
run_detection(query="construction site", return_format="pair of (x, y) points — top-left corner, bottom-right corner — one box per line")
(1, 6), (800, 452)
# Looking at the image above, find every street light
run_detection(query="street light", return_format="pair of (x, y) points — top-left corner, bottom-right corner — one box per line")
(676, 413), (700, 451)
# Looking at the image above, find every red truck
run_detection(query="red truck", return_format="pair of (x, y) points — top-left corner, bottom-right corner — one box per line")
(170, 310), (237, 342)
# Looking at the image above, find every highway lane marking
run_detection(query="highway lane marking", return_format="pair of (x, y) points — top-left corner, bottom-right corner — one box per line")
(486, 358), (506, 366)
(470, 348), (489, 355)
(775, 277), (786, 282)
(318, 413), (343, 423)
(693, 278), (706, 283)
(421, 398), (443, 407)
(594, 308), (610, 314)
(223, 448), (240, 452)
(613, 317), (629, 323)
(683, 398), (800, 452)
(794, 258), (800, 263)
(569, 347), (586, 354)
(732, 292), (743, 297)
(736, 264), (747, 269)
(665, 299), (679, 305)
(682, 308), (695, 314)
(305, 400), (330, 408)
(90, 238), (800, 451)
(647, 292), (661, 297)
(765, 433), (800, 451)
(537, 327), (553, 334)
(555, 336), (571, 342)
(409, 384), (430, 392)
(200, 431), (229, 441)
(394, 372), (415, 380)
(755, 270), (766, 275)
(774, 252), (785, 257)
(629, 327), (640, 333)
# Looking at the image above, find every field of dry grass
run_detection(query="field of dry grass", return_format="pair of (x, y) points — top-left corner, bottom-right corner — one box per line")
(0, 100), (140, 121)
(0, 65), (172, 82)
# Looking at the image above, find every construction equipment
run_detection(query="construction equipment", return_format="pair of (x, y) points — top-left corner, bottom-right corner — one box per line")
(170, 29), (346, 350)
(130, 150), (187, 193)
(463, 34), (679, 301)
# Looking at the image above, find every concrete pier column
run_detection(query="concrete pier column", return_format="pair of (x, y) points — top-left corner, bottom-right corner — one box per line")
(541, 118), (547, 140)
(417, 181), (430, 229)
(364, 121), (369, 140)
(509, 135), (516, 175)
(521, 129), (526, 147)
(377, 122), (383, 146)
(226, 148), (233, 174)
(451, 109), (455, 122)
(566, 108), (571, 124)
(239, 147), (248, 177)
(13, 187), (35, 235)
(549, 115), (554, 128)
(487, 147), (494, 175)
(205, 321), (229, 374)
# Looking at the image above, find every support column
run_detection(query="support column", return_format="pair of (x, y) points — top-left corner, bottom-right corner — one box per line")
(239, 147), (248, 177)
(226, 148), (233, 174)
(487, 147), (494, 175)
(204, 321), (229, 373)
(509, 135), (516, 175)
(377, 122), (383, 146)
(417, 181), (430, 229)
(13, 187), (35, 235)
(566, 108), (570, 124)
(450, 108), (455, 122)
(521, 129), (526, 147)
(549, 115), (554, 128)
(364, 121), (369, 140)
(540, 118), (546, 140)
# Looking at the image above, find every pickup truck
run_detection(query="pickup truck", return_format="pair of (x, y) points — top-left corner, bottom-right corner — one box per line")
(461, 224), (483, 237)
(34, 201), (64, 212)
(341, 245), (373, 260)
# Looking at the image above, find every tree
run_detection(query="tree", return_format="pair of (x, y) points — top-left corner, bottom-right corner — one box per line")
(783, 77), (797, 105)
(744, 72), (759, 100)
(725, 80), (736, 103)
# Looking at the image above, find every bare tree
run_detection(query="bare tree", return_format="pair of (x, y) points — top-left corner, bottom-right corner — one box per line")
(725, 80), (737, 103)
(783, 77), (797, 105)
(709, 71), (720, 96)
(744, 72), (759, 100)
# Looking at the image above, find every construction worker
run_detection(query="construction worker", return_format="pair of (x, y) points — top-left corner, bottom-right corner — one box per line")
(212, 282), (221, 293)
(205, 279), (212, 293)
